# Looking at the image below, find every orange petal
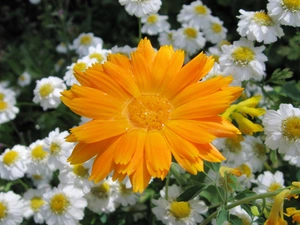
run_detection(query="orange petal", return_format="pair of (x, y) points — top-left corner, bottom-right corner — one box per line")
(166, 120), (216, 144)
(145, 131), (171, 179)
(193, 143), (226, 162)
(135, 38), (156, 64)
(107, 53), (132, 74)
(70, 119), (132, 143)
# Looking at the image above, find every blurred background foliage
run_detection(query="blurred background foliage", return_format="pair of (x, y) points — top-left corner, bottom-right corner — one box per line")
(0, 0), (299, 148)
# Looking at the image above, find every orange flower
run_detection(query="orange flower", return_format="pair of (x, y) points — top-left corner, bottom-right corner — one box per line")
(61, 38), (243, 192)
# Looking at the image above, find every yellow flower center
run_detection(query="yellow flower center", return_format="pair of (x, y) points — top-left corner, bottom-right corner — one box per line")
(194, 5), (207, 15)
(30, 197), (45, 212)
(91, 182), (110, 198)
(253, 11), (273, 26)
(225, 135), (244, 154)
(19, 75), (26, 81)
(218, 40), (231, 48)
(282, 0), (300, 12)
(32, 174), (42, 180)
(50, 193), (69, 215)
(169, 201), (191, 220)
(0, 202), (7, 220)
(232, 46), (255, 66)
(50, 142), (61, 155)
(147, 14), (158, 24)
(127, 95), (173, 130)
(31, 145), (48, 161)
(282, 116), (300, 142)
(3, 150), (19, 166)
(0, 93), (4, 101)
(239, 163), (252, 178)
(119, 183), (132, 195)
(89, 53), (104, 63)
(254, 142), (266, 158)
(268, 182), (282, 192)
(211, 23), (222, 33)
(80, 35), (92, 45)
(0, 101), (7, 111)
(39, 83), (54, 98)
(72, 164), (89, 178)
(73, 62), (87, 72)
(183, 27), (198, 39)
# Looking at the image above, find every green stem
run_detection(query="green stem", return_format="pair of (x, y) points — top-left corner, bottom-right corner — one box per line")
(170, 163), (186, 187)
(203, 171), (225, 202)
(18, 179), (29, 191)
(200, 188), (300, 225)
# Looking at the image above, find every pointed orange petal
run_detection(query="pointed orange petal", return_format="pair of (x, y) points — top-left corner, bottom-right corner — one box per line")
(145, 131), (171, 179)
(135, 38), (156, 63)
(166, 120), (216, 144)
(193, 143), (226, 162)
(129, 156), (152, 193)
(70, 119), (132, 143)
(107, 53), (132, 74)
(171, 149), (198, 175)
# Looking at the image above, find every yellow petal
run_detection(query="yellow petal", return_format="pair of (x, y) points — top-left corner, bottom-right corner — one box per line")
(70, 119), (132, 143)
(145, 131), (171, 179)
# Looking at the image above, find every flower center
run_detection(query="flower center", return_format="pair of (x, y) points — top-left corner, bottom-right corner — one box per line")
(232, 46), (255, 66)
(194, 5), (207, 15)
(0, 101), (7, 111)
(3, 150), (19, 166)
(169, 201), (191, 220)
(225, 135), (244, 154)
(49, 142), (61, 155)
(19, 75), (26, 81)
(119, 183), (132, 195)
(183, 27), (198, 39)
(91, 182), (110, 199)
(0, 93), (4, 101)
(30, 197), (45, 212)
(211, 23), (222, 33)
(268, 182), (282, 192)
(238, 163), (252, 178)
(282, 0), (300, 12)
(127, 95), (173, 130)
(73, 62), (88, 72)
(50, 193), (69, 215)
(72, 164), (89, 178)
(253, 11), (273, 26)
(147, 14), (158, 24)
(80, 35), (92, 45)
(31, 145), (48, 161)
(32, 174), (42, 180)
(282, 116), (300, 142)
(89, 53), (104, 63)
(39, 83), (54, 98)
(0, 202), (7, 220)
(254, 142), (266, 158)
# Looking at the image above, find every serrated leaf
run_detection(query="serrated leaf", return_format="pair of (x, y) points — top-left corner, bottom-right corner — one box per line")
(217, 209), (229, 225)
(176, 184), (205, 201)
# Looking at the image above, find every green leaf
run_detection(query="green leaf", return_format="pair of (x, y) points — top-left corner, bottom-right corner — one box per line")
(281, 81), (300, 102)
(176, 184), (205, 202)
(229, 214), (244, 225)
(267, 68), (293, 85)
(216, 209), (229, 225)
(205, 162), (221, 173)
(235, 189), (256, 200)
(200, 185), (224, 203)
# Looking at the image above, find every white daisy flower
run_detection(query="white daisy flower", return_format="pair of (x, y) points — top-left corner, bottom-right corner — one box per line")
(85, 177), (118, 214)
(203, 16), (227, 44)
(0, 145), (29, 180)
(219, 38), (267, 82)
(177, 0), (212, 28)
(253, 171), (285, 200)
(158, 29), (177, 46)
(263, 103), (300, 156)
(283, 154), (300, 167)
(26, 139), (53, 177)
(0, 191), (25, 225)
(87, 44), (111, 64)
(44, 128), (74, 170)
(18, 71), (32, 87)
(119, 0), (162, 18)
(0, 85), (19, 124)
(237, 9), (284, 44)
(56, 42), (68, 54)
(213, 135), (249, 167)
(63, 56), (97, 86)
(40, 185), (87, 225)
(26, 171), (53, 189)
(114, 178), (140, 207)
(111, 45), (135, 57)
(71, 32), (103, 56)
(58, 160), (94, 194)
(33, 76), (66, 111)
(141, 13), (170, 35)
(152, 184), (208, 225)
(23, 188), (47, 224)
(267, 0), (300, 27)
(243, 136), (267, 173)
(173, 23), (206, 56)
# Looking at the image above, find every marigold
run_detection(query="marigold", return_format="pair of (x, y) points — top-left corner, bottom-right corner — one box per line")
(61, 38), (243, 192)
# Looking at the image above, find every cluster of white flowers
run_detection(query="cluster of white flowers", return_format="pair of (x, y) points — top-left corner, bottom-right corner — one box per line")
(0, 84), (19, 124)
